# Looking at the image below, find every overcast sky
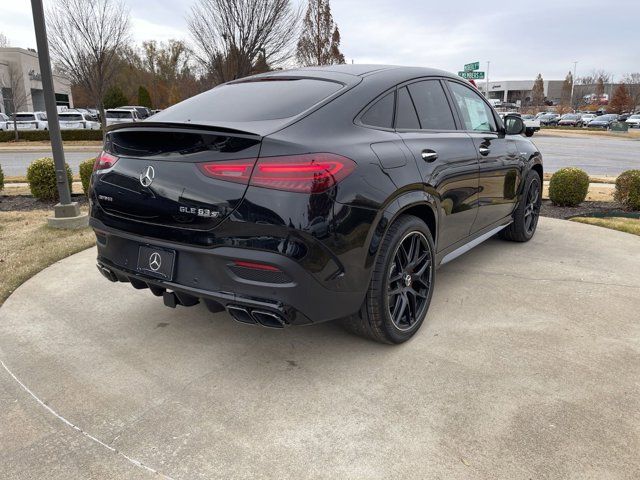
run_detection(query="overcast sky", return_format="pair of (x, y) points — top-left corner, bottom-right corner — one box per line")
(1, 0), (638, 81)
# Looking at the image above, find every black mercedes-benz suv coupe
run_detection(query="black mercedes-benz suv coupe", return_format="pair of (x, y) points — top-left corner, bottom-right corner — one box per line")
(90, 65), (542, 344)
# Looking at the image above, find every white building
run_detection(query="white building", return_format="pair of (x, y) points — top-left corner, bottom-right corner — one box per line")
(476, 79), (564, 105)
(0, 47), (73, 114)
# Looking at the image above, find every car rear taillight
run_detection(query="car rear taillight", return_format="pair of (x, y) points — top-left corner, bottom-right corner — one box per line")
(197, 159), (257, 185)
(251, 153), (356, 193)
(197, 154), (355, 193)
(94, 151), (119, 171)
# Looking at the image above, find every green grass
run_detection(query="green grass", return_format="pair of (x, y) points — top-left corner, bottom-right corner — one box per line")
(571, 216), (640, 236)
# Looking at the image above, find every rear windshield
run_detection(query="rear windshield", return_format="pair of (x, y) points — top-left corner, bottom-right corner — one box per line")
(157, 79), (343, 123)
(107, 111), (133, 119)
(60, 114), (83, 121)
(16, 114), (35, 121)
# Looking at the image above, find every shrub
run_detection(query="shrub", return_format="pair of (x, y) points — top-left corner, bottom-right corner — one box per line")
(0, 129), (103, 142)
(0, 163), (4, 192)
(79, 158), (95, 195)
(26, 157), (73, 202)
(548, 167), (589, 207)
(614, 170), (640, 211)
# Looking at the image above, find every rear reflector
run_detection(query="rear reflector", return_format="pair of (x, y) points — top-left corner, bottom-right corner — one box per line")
(233, 260), (281, 272)
(94, 151), (119, 171)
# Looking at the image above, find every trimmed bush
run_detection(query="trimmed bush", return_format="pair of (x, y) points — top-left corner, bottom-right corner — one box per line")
(0, 129), (103, 142)
(548, 167), (589, 207)
(0, 163), (4, 192)
(614, 170), (640, 211)
(26, 157), (73, 202)
(79, 158), (96, 195)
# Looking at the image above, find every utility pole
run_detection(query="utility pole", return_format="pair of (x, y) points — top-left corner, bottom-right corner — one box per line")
(30, 0), (87, 228)
(486, 61), (490, 99)
(571, 61), (578, 112)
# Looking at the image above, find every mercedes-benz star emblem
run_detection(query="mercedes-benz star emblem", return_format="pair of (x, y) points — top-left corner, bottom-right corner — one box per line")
(140, 165), (155, 187)
(149, 252), (162, 272)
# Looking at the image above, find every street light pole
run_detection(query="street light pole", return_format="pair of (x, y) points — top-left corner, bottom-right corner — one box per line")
(571, 61), (578, 112)
(30, 0), (85, 227)
(486, 61), (490, 99)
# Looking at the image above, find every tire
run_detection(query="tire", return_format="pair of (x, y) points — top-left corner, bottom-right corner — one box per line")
(525, 130), (534, 137)
(500, 170), (542, 242)
(342, 215), (436, 344)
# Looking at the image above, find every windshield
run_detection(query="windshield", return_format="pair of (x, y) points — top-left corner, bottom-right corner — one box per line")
(562, 114), (579, 120)
(107, 111), (133, 119)
(15, 114), (35, 121)
(155, 78), (343, 123)
(60, 114), (83, 122)
(630, 115), (640, 119)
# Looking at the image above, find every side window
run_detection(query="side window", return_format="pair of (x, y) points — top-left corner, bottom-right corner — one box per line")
(360, 91), (395, 129)
(447, 81), (497, 132)
(406, 80), (456, 130)
(395, 87), (420, 130)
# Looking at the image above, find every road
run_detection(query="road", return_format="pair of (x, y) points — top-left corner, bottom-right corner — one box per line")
(532, 134), (640, 176)
(1, 217), (639, 479)
(0, 134), (639, 177)
(0, 148), (100, 177)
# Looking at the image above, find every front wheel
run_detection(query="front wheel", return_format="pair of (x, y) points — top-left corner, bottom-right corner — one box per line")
(500, 170), (542, 242)
(342, 215), (435, 344)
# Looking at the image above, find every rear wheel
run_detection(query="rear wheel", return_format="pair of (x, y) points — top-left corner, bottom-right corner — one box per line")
(500, 170), (542, 242)
(342, 215), (435, 344)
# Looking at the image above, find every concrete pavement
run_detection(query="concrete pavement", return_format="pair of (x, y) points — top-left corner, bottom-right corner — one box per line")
(0, 217), (639, 479)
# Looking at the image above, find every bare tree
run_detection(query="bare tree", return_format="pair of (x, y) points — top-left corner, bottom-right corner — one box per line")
(559, 71), (573, 111)
(0, 32), (10, 48)
(46, 0), (131, 128)
(187, 0), (300, 85)
(296, 0), (345, 66)
(622, 73), (640, 111)
(532, 73), (545, 109)
(1, 63), (29, 140)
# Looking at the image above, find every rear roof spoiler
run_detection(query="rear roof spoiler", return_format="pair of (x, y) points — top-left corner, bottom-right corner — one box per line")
(105, 121), (261, 138)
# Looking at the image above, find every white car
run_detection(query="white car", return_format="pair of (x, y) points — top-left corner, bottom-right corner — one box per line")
(0, 112), (10, 130)
(105, 108), (139, 126)
(58, 111), (101, 130)
(580, 113), (596, 127)
(625, 114), (640, 129)
(12, 111), (48, 130)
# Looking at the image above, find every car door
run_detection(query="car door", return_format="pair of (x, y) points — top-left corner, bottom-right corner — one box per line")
(395, 79), (480, 250)
(445, 80), (522, 232)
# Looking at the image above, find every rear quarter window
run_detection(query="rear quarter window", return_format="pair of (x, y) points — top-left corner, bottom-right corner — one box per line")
(154, 78), (343, 123)
(360, 91), (395, 129)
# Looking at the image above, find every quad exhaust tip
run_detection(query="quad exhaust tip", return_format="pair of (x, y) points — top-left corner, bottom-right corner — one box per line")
(226, 305), (286, 328)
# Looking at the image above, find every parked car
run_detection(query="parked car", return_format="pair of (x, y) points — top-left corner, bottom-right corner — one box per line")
(119, 105), (152, 120)
(58, 111), (101, 130)
(12, 111), (48, 130)
(625, 114), (640, 128)
(520, 114), (540, 137)
(90, 65), (543, 344)
(0, 112), (10, 130)
(557, 114), (583, 127)
(580, 113), (596, 126)
(538, 113), (560, 126)
(588, 114), (619, 129)
(105, 109), (139, 126)
(618, 113), (631, 122)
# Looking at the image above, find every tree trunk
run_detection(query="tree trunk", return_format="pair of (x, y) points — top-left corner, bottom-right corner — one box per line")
(12, 114), (18, 141)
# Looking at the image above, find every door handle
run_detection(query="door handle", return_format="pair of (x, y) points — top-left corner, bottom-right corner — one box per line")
(478, 146), (490, 156)
(421, 150), (438, 162)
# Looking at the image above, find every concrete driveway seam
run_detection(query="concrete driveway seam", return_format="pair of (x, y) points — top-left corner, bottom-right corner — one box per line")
(0, 358), (176, 480)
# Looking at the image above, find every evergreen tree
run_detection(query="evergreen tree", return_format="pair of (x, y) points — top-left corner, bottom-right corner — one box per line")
(138, 85), (152, 108)
(103, 85), (129, 108)
(296, 0), (345, 66)
(532, 74), (545, 108)
(560, 71), (573, 110)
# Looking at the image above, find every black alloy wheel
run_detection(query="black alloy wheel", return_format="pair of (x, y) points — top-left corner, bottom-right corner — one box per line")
(500, 170), (542, 243)
(387, 231), (432, 331)
(523, 177), (541, 236)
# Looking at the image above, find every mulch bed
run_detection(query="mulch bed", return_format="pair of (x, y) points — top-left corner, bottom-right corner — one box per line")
(540, 200), (622, 219)
(0, 194), (89, 212)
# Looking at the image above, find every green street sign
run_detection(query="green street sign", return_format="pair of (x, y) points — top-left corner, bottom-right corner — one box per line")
(458, 71), (485, 80)
(464, 61), (480, 72)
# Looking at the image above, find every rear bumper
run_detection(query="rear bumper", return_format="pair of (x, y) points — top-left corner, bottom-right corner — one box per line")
(91, 218), (365, 326)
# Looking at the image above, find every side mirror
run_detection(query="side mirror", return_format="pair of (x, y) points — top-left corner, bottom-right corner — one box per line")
(504, 115), (525, 135)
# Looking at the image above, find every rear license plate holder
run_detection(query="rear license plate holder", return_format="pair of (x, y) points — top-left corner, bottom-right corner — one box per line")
(137, 246), (176, 280)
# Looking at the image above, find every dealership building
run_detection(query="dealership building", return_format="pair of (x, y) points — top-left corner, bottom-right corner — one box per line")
(0, 47), (73, 115)
(476, 79), (564, 106)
